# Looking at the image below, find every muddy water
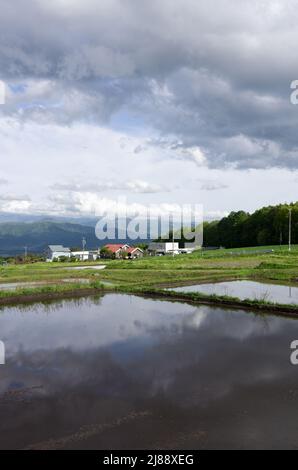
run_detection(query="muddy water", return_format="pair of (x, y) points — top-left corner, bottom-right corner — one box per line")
(169, 280), (298, 305)
(1, 293), (298, 449)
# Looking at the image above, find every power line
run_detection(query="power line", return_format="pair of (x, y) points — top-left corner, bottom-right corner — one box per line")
(82, 237), (86, 261)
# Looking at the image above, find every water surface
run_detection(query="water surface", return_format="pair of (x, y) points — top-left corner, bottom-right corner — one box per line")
(169, 280), (298, 305)
(0, 279), (90, 291)
(1, 293), (298, 449)
(66, 265), (106, 271)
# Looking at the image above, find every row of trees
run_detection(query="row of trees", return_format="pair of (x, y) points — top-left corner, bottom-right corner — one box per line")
(203, 203), (297, 248)
(1, 254), (45, 264)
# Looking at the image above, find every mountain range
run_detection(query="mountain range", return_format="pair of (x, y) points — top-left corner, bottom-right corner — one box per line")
(0, 212), (191, 256)
(0, 217), (151, 256)
(0, 221), (101, 256)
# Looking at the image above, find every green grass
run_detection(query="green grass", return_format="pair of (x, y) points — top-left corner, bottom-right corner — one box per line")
(124, 287), (298, 317)
(1, 244), (298, 308)
(0, 280), (107, 299)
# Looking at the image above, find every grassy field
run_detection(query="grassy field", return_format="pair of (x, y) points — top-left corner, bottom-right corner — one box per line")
(1, 245), (298, 310)
(1, 245), (298, 286)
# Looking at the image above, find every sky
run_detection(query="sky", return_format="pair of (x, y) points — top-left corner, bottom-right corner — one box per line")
(0, 0), (298, 221)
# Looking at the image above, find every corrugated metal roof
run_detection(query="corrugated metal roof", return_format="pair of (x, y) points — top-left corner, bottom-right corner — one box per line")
(48, 245), (71, 253)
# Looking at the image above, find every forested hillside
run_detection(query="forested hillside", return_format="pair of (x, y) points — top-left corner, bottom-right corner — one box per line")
(203, 203), (297, 248)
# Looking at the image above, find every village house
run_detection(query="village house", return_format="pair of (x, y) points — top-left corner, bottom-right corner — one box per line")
(88, 250), (101, 261)
(46, 244), (143, 262)
(103, 244), (130, 259)
(71, 250), (90, 261)
(148, 242), (179, 256)
(103, 244), (143, 259)
(46, 246), (100, 262)
(46, 245), (72, 262)
(125, 246), (144, 259)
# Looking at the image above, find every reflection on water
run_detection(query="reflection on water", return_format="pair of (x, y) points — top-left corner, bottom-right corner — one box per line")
(0, 281), (50, 290)
(1, 293), (298, 449)
(66, 265), (106, 270)
(169, 280), (298, 305)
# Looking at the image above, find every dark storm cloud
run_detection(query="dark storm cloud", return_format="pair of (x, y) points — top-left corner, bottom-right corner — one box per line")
(1, 0), (298, 168)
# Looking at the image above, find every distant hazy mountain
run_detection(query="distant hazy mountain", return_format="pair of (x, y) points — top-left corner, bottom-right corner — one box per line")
(0, 221), (100, 256)
(0, 212), (98, 227)
(0, 220), (150, 256)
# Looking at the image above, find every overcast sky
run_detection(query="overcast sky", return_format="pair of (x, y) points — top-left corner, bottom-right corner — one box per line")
(0, 0), (298, 220)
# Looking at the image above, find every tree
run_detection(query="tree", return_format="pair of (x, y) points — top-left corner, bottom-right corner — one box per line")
(100, 247), (114, 259)
(203, 202), (298, 248)
(136, 243), (148, 251)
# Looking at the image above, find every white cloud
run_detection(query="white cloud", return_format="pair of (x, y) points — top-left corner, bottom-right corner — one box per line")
(0, 194), (30, 202)
(47, 191), (203, 220)
(200, 180), (229, 191)
(0, 0), (297, 218)
(51, 179), (169, 194)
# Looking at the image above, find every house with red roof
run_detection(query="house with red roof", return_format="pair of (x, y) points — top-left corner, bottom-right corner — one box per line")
(102, 244), (143, 259)
(125, 246), (144, 259)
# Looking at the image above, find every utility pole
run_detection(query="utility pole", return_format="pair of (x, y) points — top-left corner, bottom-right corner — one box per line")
(172, 227), (175, 258)
(289, 208), (292, 252)
(82, 237), (86, 261)
(24, 246), (28, 260)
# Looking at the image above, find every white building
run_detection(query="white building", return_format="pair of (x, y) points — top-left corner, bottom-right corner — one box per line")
(46, 245), (71, 262)
(71, 251), (90, 261)
(88, 250), (100, 261)
(179, 243), (201, 254)
(71, 250), (100, 261)
(148, 242), (179, 255)
(46, 245), (101, 262)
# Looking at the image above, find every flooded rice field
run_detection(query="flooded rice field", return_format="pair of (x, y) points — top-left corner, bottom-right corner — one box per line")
(0, 279), (90, 291)
(1, 293), (298, 449)
(66, 265), (106, 271)
(169, 280), (298, 305)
